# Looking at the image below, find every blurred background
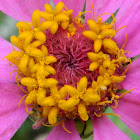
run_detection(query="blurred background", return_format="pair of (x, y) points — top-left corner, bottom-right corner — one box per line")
(0, 10), (140, 140)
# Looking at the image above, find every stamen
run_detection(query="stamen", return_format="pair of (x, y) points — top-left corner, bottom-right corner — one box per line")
(26, 105), (32, 114)
(9, 70), (18, 78)
(74, 11), (91, 24)
(111, 99), (118, 108)
(15, 74), (28, 94)
(122, 58), (131, 75)
(42, 119), (64, 127)
(124, 50), (130, 54)
(91, 1), (94, 20)
(95, 13), (113, 21)
(116, 25), (127, 32)
(62, 120), (72, 133)
(18, 94), (27, 108)
(97, 100), (112, 105)
(94, 112), (121, 118)
(122, 33), (127, 49)
(11, 43), (16, 51)
(64, 5), (69, 11)
(118, 88), (134, 99)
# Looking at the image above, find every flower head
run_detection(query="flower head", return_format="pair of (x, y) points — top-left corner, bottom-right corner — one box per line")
(0, 0), (140, 140)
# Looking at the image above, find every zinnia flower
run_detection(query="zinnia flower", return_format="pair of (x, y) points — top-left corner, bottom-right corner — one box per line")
(0, 0), (140, 140)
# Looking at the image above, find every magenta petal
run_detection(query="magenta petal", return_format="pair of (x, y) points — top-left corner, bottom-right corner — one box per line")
(53, 0), (85, 18)
(123, 56), (140, 90)
(0, 37), (17, 83)
(0, 83), (28, 140)
(92, 116), (130, 140)
(85, 0), (123, 21)
(0, 37), (13, 62)
(113, 93), (140, 136)
(46, 119), (81, 140)
(113, 57), (140, 135)
(115, 0), (140, 57)
(0, 0), (49, 21)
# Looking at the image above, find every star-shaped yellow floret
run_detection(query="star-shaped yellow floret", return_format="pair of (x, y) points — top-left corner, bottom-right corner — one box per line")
(83, 18), (118, 53)
(38, 2), (73, 34)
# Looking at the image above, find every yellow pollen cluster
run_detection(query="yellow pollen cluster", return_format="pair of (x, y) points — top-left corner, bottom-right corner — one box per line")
(5, 2), (132, 127)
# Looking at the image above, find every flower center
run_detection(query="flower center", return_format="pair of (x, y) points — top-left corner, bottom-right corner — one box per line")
(45, 24), (94, 86)
(5, 1), (133, 130)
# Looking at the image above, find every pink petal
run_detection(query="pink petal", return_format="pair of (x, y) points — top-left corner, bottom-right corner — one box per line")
(0, 83), (28, 140)
(85, 0), (140, 57)
(92, 116), (130, 140)
(0, 37), (17, 83)
(113, 57), (140, 135)
(0, 0), (49, 21)
(53, 0), (85, 18)
(115, 0), (140, 57)
(123, 56), (140, 90)
(85, 0), (123, 21)
(46, 119), (81, 140)
(113, 94), (140, 136)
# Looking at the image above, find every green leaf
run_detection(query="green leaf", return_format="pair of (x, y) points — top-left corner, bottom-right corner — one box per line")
(131, 54), (140, 62)
(116, 88), (127, 93)
(50, 0), (55, 10)
(82, 119), (93, 139)
(106, 8), (119, 24)
(123, 54), (140, 67)
(75, 119), (93, 139)
(0, 11), (18, 42)
(81, 0), (87, 21)
(116, 88), (134, 94)
(82, 0), (87, 12)
(75, 119), (85, 135)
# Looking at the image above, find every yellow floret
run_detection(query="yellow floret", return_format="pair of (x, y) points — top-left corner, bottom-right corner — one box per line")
(25, 90), (37, 105)
(44, 3), (53, 13)
(42, 96), (56, 106)
(37, 88), (46, 105)
(94, 39), (102, 53)
(59, 85), (77, 98)
(10, 36), (23, 50)
(53, 2), (64, 15)
(103, 39), (118, 53)
(58, 98), (79, 111)
(32, 10), (40, 28)
(89, 61), (100, 71)
(21, 77), (37, 87)
(48, 107), (59, 124)
(42, 78), (58, 88)
(18, 54), (29, 72)
(77, 76), (88, 92)
(78, 103), (89, 121)
(43, 106), (51, 117)
(87, 19), (100, 34)
(45, 55), (57, 64)
(83, 93), (101, 104)
(16, 22), (32, 31)
(82, 30), (97, 40)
